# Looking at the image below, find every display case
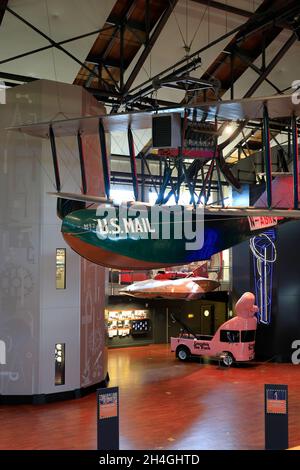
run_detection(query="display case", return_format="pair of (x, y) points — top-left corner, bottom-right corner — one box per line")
(107, 309), (152, 347)
(131, 319), (151, 335)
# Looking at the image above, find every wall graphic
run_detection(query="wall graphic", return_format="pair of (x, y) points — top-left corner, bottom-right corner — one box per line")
(0, 89), (41, 394)
(250, 228), (277, 325)
(80, 130), (108, 388)
(1, 80), (108, 396)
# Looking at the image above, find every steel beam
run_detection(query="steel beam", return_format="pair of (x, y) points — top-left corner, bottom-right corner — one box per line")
(123, 0), (179, 94)
(191, 0), (252, 19)
(0, 26), (114, 67)
(110, 172), (227, 188)
(234, 49), (281, 94)
(86, 85), (178, 107)
(126, 56), (201, 104)
(101, 0), (137, 65)
(156, 163), (173, 204)
(128, 2), (300, 99)
(262, 105), (272, 209)
(120, 23), (125, 91)
(145, 0), (150, 44)
(0, 71), (36, 83)
(87, 56), (128, 69)
(6, 7), (103, 82)
(139, 151), (159, 195)
(197, 160), (215, 204)
(100, 26), (119, 64)
(85, 65), (98, 88)
(126, 21), (255, 97)
(107, 16), (145, 33)
(230, 53), (234, 99)
(88, 1), (138, 92)
(0, 81), (18, 87)
(182, 162), (196, 205)
(244, 33), (297, 97)
(102, 63), (120, 92)
(223, 32), (297, 156)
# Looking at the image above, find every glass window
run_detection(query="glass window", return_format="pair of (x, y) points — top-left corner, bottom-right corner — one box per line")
(220, 330), (240, 343)
(56, 248), (66, 289)
(55, 343), (65, 386)
(241, 330), (256, 342)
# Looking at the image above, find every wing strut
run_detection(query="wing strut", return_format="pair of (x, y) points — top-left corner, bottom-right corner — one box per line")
(49, 125), (61, 192)
(98, 119), (110, 199)
(128, 127), (139, 201)
(77, 131), (87, 194)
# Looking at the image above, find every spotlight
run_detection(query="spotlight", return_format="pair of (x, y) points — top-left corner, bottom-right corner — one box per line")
(223, 124), (234, 135)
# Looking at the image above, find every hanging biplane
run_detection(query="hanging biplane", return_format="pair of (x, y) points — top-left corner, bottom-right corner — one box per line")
(9, 93), (300, 270)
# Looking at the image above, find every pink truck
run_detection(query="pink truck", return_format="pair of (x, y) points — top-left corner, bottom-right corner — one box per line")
(171, 292), (259, 367)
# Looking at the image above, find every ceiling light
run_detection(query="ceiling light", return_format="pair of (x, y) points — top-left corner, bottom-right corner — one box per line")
(223, 124), (234, 135)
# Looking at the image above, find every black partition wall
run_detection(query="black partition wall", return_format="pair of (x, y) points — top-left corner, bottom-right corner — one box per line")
(108, 294), (229, 348)
(232, 219), (300, 362)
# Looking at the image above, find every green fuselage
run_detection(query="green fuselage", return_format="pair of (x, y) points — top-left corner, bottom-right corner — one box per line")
(61, 205), (286, 269)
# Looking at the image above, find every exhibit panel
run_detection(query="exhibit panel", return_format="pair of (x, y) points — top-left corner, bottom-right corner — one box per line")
(107, 307), (152, 347)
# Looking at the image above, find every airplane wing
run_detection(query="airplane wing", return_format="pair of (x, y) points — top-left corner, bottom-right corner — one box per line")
(48, 192), (300, 218)
(48, 192), (112, 204)
(202, 206), (300, 218)
(7, 94), (300, 138)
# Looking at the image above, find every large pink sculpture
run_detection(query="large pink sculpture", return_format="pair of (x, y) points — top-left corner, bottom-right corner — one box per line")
(235, 292), (259, 317)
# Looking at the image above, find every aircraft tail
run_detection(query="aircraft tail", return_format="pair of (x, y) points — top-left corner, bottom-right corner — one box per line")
(191, 263), (208, 278)
(192, 279), (220, 292)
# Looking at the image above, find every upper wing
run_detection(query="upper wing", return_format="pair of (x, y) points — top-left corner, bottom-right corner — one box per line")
(48, 192), (112, 204)
(48, 192), (300, 218)
(7, 94), (300, 138)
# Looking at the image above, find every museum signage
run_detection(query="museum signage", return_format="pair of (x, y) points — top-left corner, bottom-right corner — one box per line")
(265, 384), (288, 450)
(97, 387), (119, 450)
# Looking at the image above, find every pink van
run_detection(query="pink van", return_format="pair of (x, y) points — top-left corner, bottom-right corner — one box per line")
(171, 292), (258, 367)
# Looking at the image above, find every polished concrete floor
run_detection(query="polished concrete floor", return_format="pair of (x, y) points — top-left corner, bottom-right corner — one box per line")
(1, 344), (300, 450)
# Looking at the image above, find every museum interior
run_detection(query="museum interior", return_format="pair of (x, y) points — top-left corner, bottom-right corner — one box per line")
(1, 0), (300, 452)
